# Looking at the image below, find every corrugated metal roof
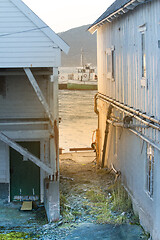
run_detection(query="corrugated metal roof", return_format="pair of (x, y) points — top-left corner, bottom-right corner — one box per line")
(89, 0), (151, 33)
(92, 0), (131, 26)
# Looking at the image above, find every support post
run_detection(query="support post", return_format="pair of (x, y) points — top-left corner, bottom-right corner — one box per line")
(44, 67), (60, 222)
(101, 104), (113, 168)
(44, 178), (60, 222)
(0, 132), (53, 175)
(24, 67), (54, 126)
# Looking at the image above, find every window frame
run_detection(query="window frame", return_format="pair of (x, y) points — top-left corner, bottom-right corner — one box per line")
(139, 24), (147, 87)
(146, 143), (154, 198)
(105, 46), (115, 82)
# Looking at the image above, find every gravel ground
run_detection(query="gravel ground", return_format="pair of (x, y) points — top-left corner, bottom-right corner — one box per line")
(0, 152), (148, 240)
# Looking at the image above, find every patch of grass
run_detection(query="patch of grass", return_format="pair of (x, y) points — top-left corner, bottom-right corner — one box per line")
(110, 181), (132, 213)
(85, 181), (138, 225)
(60, 192), (68, 214)
(60, 193), (78, 223)
(72, 210), (82, 217)
(62, 211), (75, 223)
(85, 190), (106, 203)
(0, 232), (33, 240)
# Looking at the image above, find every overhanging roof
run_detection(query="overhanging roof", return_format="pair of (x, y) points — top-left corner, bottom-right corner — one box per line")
(88, 0), (151, 34)
(11, 0), (69, 54)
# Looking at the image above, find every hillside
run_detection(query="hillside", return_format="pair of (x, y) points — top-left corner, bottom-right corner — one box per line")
(58, 24), (97, 67)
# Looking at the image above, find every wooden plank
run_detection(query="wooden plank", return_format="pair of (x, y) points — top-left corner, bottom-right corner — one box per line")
(21, 201), (32, 211)
(69, 147), (93, 152)
(0, 132), (53, 174)
(2, 130), (50, 140)
(24, 67), (54, 125)
(0, 120), (49, 126)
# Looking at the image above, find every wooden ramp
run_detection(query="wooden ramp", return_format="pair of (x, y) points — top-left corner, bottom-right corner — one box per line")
(21, 201), (32, 211)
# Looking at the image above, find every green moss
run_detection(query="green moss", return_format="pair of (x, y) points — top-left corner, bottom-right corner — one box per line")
(0, 232), (33, 240)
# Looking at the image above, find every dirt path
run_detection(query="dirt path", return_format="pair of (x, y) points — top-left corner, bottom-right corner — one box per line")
(59, 152), (148, 240)
(0, 152), (148, 239)
(60, 151), (114, 194)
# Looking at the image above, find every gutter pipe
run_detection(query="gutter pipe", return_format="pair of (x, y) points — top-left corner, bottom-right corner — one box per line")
(96, 93), (160, 131)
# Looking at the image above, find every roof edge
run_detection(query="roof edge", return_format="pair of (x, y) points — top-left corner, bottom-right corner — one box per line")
(88, 0), (149, 34)
(10, 0), (70, 54)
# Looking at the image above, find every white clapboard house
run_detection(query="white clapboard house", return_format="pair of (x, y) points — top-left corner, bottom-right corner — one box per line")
(0, 0), (69, 221)
(89, 0), (160, 239)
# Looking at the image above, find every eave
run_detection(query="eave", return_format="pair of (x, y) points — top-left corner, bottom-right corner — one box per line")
(88, 0), (147, 34)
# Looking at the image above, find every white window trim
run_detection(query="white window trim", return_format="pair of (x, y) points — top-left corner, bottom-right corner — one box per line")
(139, 24), (147, 87)
(146, 143), (154, 199)
(105, 45), (115, 82)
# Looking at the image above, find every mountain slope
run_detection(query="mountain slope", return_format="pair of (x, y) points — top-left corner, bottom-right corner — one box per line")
(58, 24), (97, 67)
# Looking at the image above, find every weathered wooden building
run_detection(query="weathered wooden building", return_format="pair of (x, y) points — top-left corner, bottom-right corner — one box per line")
(89, 0), (160, 239)
(0, 0), (69, 221)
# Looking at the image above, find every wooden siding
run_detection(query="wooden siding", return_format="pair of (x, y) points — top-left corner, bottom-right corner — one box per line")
(0, 0), (61, 67)
(0, 75), (50, 119)
(96, 2), (160, 238)
(97, 0), (160, 118)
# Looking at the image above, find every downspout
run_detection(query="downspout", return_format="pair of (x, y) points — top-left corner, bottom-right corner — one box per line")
(101, 104), (113, 168)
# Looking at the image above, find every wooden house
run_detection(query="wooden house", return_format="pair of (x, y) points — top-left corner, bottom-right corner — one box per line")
(0, 0), (69, 222)
(89, 0), (160, 239)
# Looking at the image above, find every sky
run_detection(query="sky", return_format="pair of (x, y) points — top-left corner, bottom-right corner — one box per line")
(22, 0), (115, 33)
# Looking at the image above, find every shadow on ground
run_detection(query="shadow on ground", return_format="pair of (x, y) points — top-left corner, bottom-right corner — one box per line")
(65, 223), (143, 240)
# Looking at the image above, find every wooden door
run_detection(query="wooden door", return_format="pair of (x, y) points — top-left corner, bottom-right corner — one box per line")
(10, 142), (40, 201)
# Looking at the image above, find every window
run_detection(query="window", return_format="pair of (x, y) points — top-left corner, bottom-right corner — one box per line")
(146, 144), (154, 197)
(106, 46), (115, 81)
(139, 24), (147, 86)
(141, 33), (146, 79)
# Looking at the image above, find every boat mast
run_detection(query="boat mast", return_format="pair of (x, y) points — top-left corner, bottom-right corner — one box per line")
(80, 48), (84, 67)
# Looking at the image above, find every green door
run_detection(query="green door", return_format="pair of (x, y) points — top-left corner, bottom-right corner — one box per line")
(10, 142), (40, 201)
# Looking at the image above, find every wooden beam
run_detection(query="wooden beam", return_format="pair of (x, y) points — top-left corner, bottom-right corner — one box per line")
(24, 68), (54, 126)
(0, 120), (49, 126)
(0, 68), (53, 76)
(0, 132), (53, 175)
(2, 130), (50, 140)
(69, 147), (93, 152)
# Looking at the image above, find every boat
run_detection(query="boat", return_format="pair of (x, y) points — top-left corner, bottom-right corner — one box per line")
(59, 49), (98, 90)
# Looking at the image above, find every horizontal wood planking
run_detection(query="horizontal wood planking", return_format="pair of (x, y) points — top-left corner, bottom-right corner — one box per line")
(0, 0), (60, 67)
(0, 75), (50, 119)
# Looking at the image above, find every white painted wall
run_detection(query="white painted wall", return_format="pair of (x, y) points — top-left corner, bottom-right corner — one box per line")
(0, 142), (9, 183)
(0, 0), (61, 67)
(0, 75), (50, 119)
(96, 1), (160, 239)
(0, 72), (58, 202)
(97, 0), (160, 118)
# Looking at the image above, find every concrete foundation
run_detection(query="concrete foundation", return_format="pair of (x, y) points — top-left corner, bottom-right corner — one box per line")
(44, 179), (60, 222)
(0, 183), (9, 201)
